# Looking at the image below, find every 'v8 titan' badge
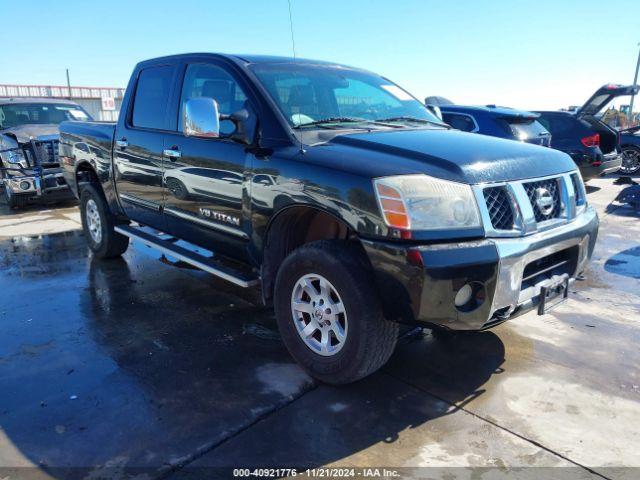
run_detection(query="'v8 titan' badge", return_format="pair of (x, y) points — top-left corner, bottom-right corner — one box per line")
(199, 208), (241, 226)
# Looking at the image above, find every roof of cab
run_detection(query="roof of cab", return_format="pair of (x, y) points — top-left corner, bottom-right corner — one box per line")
(137, 52), (356, 69)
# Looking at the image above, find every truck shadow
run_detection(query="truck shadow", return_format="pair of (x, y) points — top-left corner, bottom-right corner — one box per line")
(0, 232), (504, 478)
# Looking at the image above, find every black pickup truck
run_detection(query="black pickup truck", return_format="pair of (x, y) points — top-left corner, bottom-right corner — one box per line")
(60, 53), (599, 384)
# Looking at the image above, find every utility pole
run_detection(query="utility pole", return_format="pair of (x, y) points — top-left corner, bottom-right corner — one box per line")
(66, 68), (72, 99)
(629, 43), (640, 124)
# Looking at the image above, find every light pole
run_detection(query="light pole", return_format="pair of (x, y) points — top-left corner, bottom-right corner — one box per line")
(66, 69), (72, 100)
(629, 43), (640, 124)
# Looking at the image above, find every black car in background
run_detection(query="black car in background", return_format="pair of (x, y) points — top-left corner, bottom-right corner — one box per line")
(619, 124), (640, 174)
(425, 97), (552, 147)
(536, 84), (639, 181)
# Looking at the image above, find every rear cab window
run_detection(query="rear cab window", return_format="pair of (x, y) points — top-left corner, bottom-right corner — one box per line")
(131, 65), (176, 130)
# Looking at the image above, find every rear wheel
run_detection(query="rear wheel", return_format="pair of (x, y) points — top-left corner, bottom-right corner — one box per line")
(80, 183), (129, 258)
(620, 146), (640, 175)
(274, 240), (398, 384)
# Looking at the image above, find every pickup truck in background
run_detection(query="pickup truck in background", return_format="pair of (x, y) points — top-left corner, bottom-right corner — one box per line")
(0, 98), (92, 208)
(60, 53), (599, 384)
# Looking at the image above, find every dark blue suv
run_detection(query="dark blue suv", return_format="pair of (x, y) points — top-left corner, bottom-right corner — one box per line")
(425, 97), (552, 147)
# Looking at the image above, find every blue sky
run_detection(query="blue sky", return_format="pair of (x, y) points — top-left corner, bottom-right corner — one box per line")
(1, 0), (639, 110)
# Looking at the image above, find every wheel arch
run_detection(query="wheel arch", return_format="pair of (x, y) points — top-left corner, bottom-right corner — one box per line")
(260, 203), (366, 304)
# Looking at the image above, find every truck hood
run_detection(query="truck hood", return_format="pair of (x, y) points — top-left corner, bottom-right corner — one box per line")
(0, 124), (60, 143)
(326, 128), (576, 184)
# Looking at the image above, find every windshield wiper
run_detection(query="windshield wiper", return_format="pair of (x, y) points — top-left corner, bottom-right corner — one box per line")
(374, 116), (450, 128)
(293, 117), (371, 129)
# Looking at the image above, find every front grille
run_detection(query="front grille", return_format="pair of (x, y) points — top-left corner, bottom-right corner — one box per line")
(523, 178), (561, 222)
(483, 187), (514, 230)
(571, 173), (585, 206)
(34, 140), (60, 168)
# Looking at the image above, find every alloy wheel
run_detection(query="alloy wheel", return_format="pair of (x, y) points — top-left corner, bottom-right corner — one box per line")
(85, 198), (102, 244)
(290, 273), (348, 356)
(620, 148), (640, 174)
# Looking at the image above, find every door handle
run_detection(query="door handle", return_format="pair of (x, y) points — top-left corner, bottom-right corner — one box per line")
(163, 148), (181, 160)
(116, 139), (128, 148)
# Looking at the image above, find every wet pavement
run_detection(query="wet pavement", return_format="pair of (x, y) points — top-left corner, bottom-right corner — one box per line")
(0, 177), (639, 479)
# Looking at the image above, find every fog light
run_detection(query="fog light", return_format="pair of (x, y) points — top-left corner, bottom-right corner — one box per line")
(454, 284), (473, 307)
(20, 181), (31, 191)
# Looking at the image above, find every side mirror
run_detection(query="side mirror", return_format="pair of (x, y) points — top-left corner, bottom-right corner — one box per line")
(227, 108), (253, 145)
(183, 97), (220, 138)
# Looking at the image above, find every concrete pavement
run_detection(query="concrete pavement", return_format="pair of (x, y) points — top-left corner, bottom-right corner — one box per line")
(0, 177), (638, 479)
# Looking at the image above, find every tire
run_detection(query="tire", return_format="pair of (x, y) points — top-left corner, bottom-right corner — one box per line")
(274, 240), (399, 384)
(80, 183), (129, 259)
(4, 185), (29, 209)
(620, 146), (640, 175)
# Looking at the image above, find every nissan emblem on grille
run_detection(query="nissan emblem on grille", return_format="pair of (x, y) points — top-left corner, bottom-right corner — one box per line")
(524, 179), (561, 222)
(534, 187), (554, 216)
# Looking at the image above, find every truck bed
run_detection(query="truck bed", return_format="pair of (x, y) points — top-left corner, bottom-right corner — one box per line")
(59, 120), (116, 197)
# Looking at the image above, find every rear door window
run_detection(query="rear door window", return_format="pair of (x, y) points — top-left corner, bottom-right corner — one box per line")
(132, 65), (176, 130)
(538, 115), (576, 135)
(507, 120), (549, 140)
(442, 112), (477, 132)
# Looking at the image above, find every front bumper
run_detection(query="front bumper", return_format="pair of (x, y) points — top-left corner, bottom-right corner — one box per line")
(2, 168), (73, 200)
(363, 206), (599, 330)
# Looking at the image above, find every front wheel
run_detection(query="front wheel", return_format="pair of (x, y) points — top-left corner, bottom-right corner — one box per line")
(3, 185), (28, 209)
(274, 240), (399, 384)
(80, 183), (129, 259)
(620, 146), (640, 175)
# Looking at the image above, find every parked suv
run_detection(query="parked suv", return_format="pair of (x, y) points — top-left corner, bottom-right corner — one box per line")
(0, 98), (93, 208)
(425, 97), (551, 147)
(535, 84), (639, 181)
(60, 54), (598, 384)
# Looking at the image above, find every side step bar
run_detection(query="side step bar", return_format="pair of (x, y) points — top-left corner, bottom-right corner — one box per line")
(114, 225), (260, 288)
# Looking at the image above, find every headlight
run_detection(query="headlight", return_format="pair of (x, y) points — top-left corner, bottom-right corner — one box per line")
(374, 174), (481, 230)
(5, 149), (26, 165)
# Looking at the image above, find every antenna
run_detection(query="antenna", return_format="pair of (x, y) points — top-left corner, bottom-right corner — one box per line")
(287, 0), (306, 154)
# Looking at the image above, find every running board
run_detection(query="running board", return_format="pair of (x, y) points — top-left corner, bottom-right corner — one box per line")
(114, 225), (260, 288)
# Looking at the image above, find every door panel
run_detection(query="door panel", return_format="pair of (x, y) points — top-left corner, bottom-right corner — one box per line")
(163, 136), (251, 258)
(114, 64), (176, 230)
(161, 62), (253, 260)
(113, 129), (166, 228)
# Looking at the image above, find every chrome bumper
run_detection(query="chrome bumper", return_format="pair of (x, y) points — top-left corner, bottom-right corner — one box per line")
(2, 170), (68, 196)
(489, 205), (599, 319)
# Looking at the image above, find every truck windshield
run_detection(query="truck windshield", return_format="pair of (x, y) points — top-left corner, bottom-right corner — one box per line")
(250, 63), (442, 128)
(0, 103), (92, 129)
